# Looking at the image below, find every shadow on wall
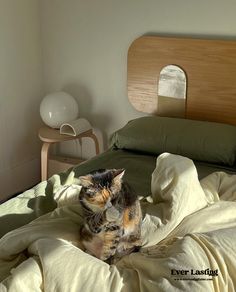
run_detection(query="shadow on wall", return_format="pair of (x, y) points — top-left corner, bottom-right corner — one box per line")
(63, 83), (113, 149)
(143, 31), (236, 40)
(89, 113), (113, 149)
(63, 83), (93, 118)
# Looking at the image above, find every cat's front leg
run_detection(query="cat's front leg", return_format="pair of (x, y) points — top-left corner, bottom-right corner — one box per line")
(80, 228), (104, 259)
(99, 227), (122, 262)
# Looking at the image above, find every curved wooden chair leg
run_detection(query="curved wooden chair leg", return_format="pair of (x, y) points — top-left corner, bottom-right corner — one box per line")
(41, 142), (51, 181)
(90, 132), (100, 155)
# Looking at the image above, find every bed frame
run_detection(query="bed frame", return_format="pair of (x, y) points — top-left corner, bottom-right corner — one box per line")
(127, 36), (236, 125)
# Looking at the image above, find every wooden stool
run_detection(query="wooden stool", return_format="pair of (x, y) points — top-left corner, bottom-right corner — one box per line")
(38, 126), (99, 181)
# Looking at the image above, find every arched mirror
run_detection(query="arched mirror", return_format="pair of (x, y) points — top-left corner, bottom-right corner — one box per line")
(157, 65), (187, 118)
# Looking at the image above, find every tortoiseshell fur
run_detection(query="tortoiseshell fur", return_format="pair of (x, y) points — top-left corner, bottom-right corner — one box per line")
(79, 169), (142, 263)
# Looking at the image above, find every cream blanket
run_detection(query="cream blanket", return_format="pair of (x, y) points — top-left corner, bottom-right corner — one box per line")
(0, 153), (236, 291)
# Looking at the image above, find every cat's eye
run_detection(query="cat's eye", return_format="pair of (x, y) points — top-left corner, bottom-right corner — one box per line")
(86, 188), (96, 197)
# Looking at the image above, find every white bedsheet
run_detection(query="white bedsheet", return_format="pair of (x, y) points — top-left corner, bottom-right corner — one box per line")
(0, 153), (236, 291)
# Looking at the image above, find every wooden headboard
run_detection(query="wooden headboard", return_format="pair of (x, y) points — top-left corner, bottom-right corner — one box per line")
(127, 36), (236, 125)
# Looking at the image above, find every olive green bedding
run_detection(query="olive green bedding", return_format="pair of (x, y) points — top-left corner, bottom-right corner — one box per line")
(111, 116), (236, 166)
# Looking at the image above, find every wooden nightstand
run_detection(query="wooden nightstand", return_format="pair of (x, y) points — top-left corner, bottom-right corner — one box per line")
(38, 126), (99, 181)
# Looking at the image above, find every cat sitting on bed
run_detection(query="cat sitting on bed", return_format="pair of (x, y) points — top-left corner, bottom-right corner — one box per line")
(78, 168), (142, 263)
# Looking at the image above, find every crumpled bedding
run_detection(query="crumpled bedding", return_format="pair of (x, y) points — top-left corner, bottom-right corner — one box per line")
(0, 153), (236, 292)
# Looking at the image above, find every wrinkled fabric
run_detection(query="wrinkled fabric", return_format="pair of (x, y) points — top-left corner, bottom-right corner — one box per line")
(0, 153), (236, 292)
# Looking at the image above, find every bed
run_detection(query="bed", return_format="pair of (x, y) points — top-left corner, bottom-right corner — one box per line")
(1, 35), (236, 291)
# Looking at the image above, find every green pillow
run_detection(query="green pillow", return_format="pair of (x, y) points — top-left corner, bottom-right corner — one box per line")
(110, 116), (236, 166)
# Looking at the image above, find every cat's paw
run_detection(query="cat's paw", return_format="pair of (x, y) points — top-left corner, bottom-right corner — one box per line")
(106, 206), (120, 222)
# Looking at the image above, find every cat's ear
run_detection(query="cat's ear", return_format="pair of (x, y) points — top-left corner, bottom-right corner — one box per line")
(79, 175), (93, 187)
(112, 169), (125, 181)
(112, 169), (125, 191)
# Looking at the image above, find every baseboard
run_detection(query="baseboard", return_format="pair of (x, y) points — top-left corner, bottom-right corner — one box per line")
(0, 158), (41, 203)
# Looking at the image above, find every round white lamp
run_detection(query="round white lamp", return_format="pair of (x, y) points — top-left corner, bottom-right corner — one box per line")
(40, 91), (79, 128)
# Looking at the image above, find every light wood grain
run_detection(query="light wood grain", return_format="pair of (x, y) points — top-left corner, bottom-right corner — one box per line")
(38, 127), (93, 143)
(127, 36), (236, 125)
(38, 126), (100, 181)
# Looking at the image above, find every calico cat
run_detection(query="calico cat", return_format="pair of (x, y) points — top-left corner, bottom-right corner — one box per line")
(78, 168), (142, 263)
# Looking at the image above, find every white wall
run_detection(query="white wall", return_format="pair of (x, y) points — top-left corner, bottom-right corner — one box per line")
(1, 0), (236, 200)
(40, 0), (236, 150)
(0, 0), (43, 201)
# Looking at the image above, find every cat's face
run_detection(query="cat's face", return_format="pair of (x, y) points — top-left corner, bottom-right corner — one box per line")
(79, 169), (125, 212)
